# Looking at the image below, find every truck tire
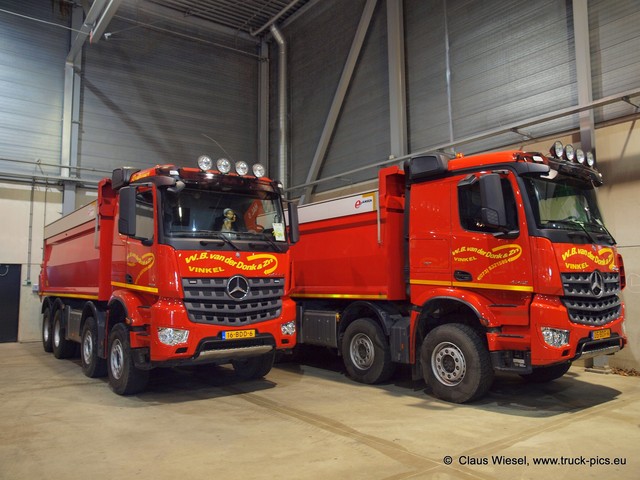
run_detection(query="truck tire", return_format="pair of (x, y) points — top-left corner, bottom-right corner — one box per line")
(341, 318), (395, 384)
(81, 317), (107, 378)
(42, 307), (53, 353)
(107, 324), (149, 395)
(520, 362), (571, 383)
(232, 350), (275, 380)
(421, 324), (493, 403)
(52, 309), (76, 359)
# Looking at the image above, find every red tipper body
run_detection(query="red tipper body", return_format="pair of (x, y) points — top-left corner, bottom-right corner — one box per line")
(40, 163), (297, 394)
(289, 149), (626, 402)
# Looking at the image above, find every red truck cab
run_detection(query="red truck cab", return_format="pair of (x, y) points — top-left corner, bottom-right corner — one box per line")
(40, 157), (299, 394)
(290, 143), (626, 403)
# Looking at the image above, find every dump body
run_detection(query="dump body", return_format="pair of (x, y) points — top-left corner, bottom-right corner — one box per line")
(40, 162), (297, 394)
(291, 188), (405, 300)
(42, 201), (103, 297)
(289, 147), (626, 403)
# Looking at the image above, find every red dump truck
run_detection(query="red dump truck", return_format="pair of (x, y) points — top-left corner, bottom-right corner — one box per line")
(289, 142), (626, 403)
(40, 156), (299, 394)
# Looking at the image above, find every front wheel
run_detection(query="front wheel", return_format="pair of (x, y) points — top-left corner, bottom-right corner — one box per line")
(520, 362), (571, 383)
(341, 318), (395, 384)
(107, 324), (149, 395)
(81, 317), (107, 378)
(421, 324), (494, 403)
(232, 350), (276, 380)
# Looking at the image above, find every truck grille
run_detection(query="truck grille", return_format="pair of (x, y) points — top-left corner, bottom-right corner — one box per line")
(560, 272), (621, 326)
(182, 277), (284, 326)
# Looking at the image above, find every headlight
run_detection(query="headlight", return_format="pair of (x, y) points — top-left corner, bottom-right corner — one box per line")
(541, 327), (569, 348)
(281, 321), (296, 336)
(217, 158), (231, 174)
(252, 163), (266, 178)
(564, 144), (575, 161)
(586, 151), (595, 167)
(551, 141), (564, 158)
(575, 149), (585, 164)
(157, 327), (189, 346)
(235, 161), (249, 176)
(197, 155), (213, 171)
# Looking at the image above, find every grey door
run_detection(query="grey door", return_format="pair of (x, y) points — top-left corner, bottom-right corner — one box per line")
(0, 264), (21, 342)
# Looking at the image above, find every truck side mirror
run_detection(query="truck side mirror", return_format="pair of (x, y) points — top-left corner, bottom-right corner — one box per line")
(287, 203), (300, 244)
(118, 186), (137, 236)
(479, 174), (508, 229)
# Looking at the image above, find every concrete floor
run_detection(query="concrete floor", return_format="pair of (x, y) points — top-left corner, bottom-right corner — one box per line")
(0, 343), (638, 480)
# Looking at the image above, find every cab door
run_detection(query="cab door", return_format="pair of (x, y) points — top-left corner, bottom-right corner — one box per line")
(450, 172), (534, 323)
(122, 186), (157, 293)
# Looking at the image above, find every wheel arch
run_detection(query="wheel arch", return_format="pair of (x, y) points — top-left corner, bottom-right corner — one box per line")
(80, 301), (108, 358)
(107, 297), (129, 333)
(48, 297), (68, 331)
(41, 296), (55, 315)
(414, 295), (490, 361)
(107, 289), (147, 331)
(338, 301), (402, 350)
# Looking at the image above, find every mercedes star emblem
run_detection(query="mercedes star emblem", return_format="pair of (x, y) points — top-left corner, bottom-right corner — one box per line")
(227, 275), (250, 301)
(588, 270), (605, 298)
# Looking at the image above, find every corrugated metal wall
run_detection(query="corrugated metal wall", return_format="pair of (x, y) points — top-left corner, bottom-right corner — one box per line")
(0, 0), (261, 183)
(282, 0), (390, 194)
(1, 0), (639, 190)
(79, 4), (260, 181)
(589, 0), (640, 123)
(283, 0), (640, 195)
(438, 0), (577, 152)
(0, 0), (69, 178)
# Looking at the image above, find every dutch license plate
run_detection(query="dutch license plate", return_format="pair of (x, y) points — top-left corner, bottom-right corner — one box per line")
(591, 328), (611, 340)
(222, 329), (256, 340)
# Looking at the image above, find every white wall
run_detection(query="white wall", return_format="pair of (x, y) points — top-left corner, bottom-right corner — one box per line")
(0, 181), (62, 342)
(521, 120), (640, 370)
(595, 121), (640, 370)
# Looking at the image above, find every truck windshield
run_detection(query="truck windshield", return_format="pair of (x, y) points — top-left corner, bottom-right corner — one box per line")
(162, 187), (287, 242)
(522, 173), (612, 241)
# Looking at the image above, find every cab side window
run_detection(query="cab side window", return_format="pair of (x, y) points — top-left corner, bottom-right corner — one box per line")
(135, 190), (155, 240)
(458, 178), (518, 233)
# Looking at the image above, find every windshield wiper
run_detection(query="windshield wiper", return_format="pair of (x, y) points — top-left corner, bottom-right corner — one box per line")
(249, 233), (284, 253)
(550, 219), (598, 244)
(592, 218), (616, 244)
(200, 232), (239, 250)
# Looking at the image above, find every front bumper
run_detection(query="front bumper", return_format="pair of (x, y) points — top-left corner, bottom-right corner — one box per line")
(132, 333), (277, 369)
(487, 294), (626, 371)
(128, 296), (297, 364)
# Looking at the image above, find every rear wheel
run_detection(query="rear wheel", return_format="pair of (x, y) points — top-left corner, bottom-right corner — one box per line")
(421, 324), (494, 403)
(520, 362), (571, 383)
(341, 318), (395, 384)
(52, 309), (76, 359)
(42, 307), (52, 353)
(232, 350), (275, 380)
(107, 324), (149, 395)
(81, 317), (107, 378)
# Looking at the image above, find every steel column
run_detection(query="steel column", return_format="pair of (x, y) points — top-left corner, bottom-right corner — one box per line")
(572, 0), (596, 153)
(258, 40), (270, 168)
(271, 25), (289, 190)
(61, 5), (84, 214)
(386, 0), (407, 158)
